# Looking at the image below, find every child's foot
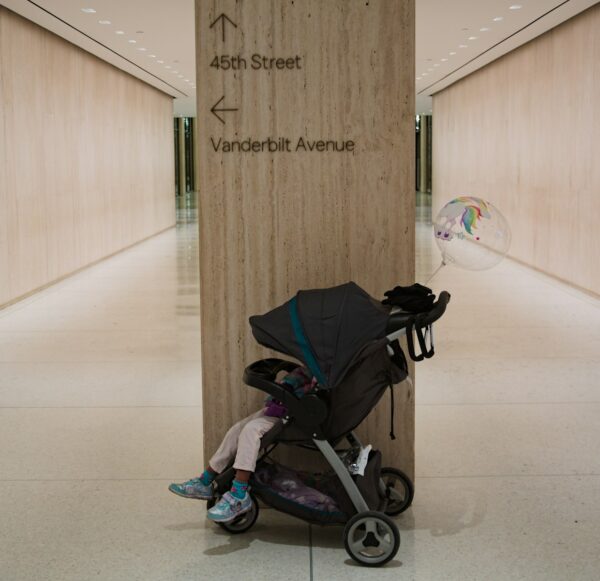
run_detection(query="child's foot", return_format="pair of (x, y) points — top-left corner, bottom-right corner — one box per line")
(169, 477), (214, 500)
(207, 492), (252, 523)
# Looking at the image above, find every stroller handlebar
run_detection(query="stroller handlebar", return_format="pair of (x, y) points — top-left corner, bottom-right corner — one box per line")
(421, 290), (451, 326)
(386, 290), (451, 334)
(386, 290), (451, 362)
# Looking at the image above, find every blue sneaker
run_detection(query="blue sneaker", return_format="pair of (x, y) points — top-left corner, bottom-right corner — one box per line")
(169, 477), (214, 500)
(207, 492), (252, 523)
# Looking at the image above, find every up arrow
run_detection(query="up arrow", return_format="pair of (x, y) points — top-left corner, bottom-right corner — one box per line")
(209, 13), (237, 43)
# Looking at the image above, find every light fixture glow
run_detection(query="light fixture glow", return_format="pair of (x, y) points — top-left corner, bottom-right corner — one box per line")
(81, 8), (96, 14)
(137, 47), (147, 51)
(480, 27), (490, 32)
(115, 30), (125, 35)
(493, 16), (504, 21)
(441, 58), (448, 62)
(165, 65), (171, 69)
(449, 51), (457, 55)
(459, 44), (468, 48)
(422, 72), (428, 76)
(157, 60), (164, 64)
(509, 4), (522, 10)
(148, 55), (156, 58)
(128, 39), (137, 44)
(433, 63), (440, 67)
(98, 20), (111, 25)
(468, 36), (477, 40)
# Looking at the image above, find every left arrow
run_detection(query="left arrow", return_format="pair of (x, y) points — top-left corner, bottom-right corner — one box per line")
(210, 95), (238, 125)
(209, 13), (237, 43)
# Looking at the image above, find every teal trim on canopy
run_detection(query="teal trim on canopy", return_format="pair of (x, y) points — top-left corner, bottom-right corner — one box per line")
(289, 296), (327, 386)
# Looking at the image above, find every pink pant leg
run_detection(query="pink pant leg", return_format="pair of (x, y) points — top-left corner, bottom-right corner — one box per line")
(233, 413), (281, 472)
(208, 409), (280, 473)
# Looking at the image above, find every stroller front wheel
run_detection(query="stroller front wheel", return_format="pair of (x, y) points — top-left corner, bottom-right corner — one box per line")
(207, 492), (259, 534)
(343, 511), (400, 567)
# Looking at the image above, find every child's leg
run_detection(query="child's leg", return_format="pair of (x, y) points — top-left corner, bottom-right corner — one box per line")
(207, 409), (267, 474)
(169, 410), (265, 500)
(227, 413), (280, 499)
(232, 413), (281, 474)
(207, 413), (280, 522)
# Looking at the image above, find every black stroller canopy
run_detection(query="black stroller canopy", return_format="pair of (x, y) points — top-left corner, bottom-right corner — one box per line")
(249, 282), (389, 388)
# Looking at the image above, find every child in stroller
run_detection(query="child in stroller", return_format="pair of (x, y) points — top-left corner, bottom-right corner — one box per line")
(169, 365), (317, 522)
(170, 281), (449, 567)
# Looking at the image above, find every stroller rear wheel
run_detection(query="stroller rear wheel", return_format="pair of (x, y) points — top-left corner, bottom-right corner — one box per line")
(207, 492), (259, 534)
(343, 511), (400, 567)
(381, 467), (414, 516)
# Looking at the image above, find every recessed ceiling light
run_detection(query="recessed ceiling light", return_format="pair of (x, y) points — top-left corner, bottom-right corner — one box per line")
(128, 39), (136, 44)
(184, 79), (189, 82)
(449, 51), (457, 55)
(81, 8), (96, 14)
(422, 73), (428, 76)
(459, 44), (468, 48)
(480, 27), (490, 32)
(137, 48), (147, 51)
(493, 16), (504, 21)
(98, 20), (111, 25)
(115, 30), (125, 35)
(468, 36), (477, 40)
(509, 4), (522, 10)
(157, 60), (164, 64)
(148, 55), (156, 58)
(441, 58), (448, 62)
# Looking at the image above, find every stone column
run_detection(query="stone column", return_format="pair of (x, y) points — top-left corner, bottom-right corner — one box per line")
(196, 0), (416, 475)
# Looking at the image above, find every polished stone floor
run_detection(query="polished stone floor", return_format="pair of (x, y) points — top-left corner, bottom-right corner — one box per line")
(1, 203), (599, 580)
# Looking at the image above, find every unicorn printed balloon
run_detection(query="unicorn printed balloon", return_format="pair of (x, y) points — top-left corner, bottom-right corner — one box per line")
(433, 196), (511, 270)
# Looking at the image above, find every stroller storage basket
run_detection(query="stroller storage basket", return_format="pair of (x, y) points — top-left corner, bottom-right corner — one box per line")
(252, 462), (348, 525)
(251, 457), (384, 525)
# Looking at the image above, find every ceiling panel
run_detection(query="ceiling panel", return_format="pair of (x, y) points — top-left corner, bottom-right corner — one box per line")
(2, 0), (597, 117)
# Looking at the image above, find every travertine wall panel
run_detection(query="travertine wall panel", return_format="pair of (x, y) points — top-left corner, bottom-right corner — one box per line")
(196, 1), (415, 473)
(433, 5), (600, 294)
(0, 7), (175, 307)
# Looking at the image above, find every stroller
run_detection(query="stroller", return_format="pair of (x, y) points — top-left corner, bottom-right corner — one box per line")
(209, 281), (450, 567)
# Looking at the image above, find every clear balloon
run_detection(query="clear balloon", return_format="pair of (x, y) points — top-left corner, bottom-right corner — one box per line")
(433, 196), (511, 271)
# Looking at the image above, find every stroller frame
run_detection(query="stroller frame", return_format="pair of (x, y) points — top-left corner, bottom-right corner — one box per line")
(210, 289), (450, 567)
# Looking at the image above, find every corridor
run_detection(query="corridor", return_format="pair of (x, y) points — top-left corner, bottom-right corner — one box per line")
(1, 209), (599, 580)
